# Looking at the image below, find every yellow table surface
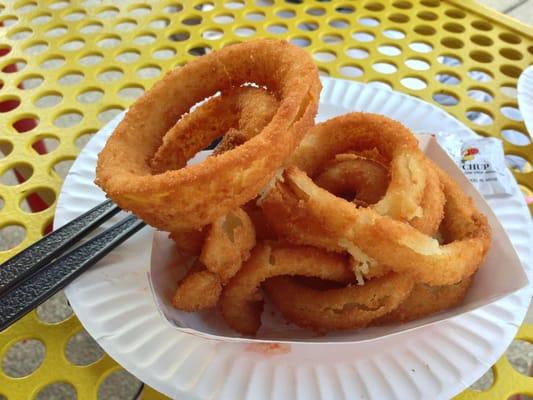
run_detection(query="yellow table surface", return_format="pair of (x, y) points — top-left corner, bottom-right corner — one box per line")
(0, 0), (532, 398)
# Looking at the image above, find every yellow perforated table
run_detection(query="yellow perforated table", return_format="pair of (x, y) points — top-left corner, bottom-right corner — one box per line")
(0, 0), (531, 399)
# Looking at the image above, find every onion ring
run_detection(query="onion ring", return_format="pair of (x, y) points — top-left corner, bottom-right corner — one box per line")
(313, 151), (443, 235)
(311, 153), (392, 279)
(170, 228), (206, 255)
(242, 200), (277, 241)
(314, 153), (389, 205)
(312, 151), (435, 279)
(286, 113), (431, 223)
(409, 163), (445, 236)
(261, 162), (490, 285)
(159, 86), (274, 255)
(172, 207), (255, 310)
(151, 86), (279, 173)
(374, 277), (473, 324)
(199, 207), (256, 283)
(172, 261), (222, 311)
(96, 39), (321, 231)
(261, 113), (447, 279)
(220, 242), (355, 335)
(262, 113), (444, 240)
(264, 273), (414, 332)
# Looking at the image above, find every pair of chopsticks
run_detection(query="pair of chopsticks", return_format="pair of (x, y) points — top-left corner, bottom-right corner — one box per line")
(0, 199), (145, 332)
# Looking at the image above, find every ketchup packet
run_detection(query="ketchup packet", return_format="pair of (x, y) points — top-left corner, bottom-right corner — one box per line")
(428, 132), (514, 197)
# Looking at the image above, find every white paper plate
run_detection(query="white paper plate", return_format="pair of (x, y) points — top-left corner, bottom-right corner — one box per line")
(57, 77), (533, 400)
(518, 65), (533, 137)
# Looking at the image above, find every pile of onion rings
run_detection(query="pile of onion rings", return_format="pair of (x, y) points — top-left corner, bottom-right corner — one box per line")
(96, 39), (491, 336)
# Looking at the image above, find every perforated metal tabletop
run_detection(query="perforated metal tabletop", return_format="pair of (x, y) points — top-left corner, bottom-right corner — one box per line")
(0, 0), (532, 398)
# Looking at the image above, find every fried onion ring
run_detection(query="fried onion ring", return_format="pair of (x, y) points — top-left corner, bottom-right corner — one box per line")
(313, 150), (443, 235)
(169, 228), (206, 255)
(261, 113), (447, 279)
(311, 151), (437, 279)
(96, 39), (321, 231)
(172, 208), (255, 310)
(286, 113), (431, 223)
(172, 261), (222, 311)
(151, 86), (279, 173)
(409, 163), (445, 236)
(312, 153), (390, 279)
(199, 208), (256, 283)
(220, 242), (355, 335)
(264, 273), (414, 332)
(314, 153), (389, 205)
(261, 163), (490, 285)
(242, 200), (277, 240)
(374, 277), (473, 324)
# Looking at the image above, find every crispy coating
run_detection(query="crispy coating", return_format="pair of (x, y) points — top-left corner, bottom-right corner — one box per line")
(354, 148), (389, 165)
(200, 208), (256, 283)
(314, 153), (389, 204)
(311, 153), (389, 278)
(261, 163), (490, 286)
(264, 273), (414, 332)
(213, 86), (281, 155)
(409, 160), (445, 236)
(311, 152), (443, 278)
(96, 39), (321, 231)
(220, 243), (355, 335)
(313, 152), (443, 235)
(261, 113), (448, 280)
(375, 277), (473, 324)
(151, 86), (279, 173)
(213, 128), (249, 156)
(172, 208), (255, 310)
(242, 200), (277, 240)
(317, 149), (444, 236)
(288, 113), (428, 222)
(172, 261), (222, 311)
(169, 228), (206, 255)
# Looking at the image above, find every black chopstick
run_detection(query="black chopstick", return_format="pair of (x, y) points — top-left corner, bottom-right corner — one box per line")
(0, 214), (145, 332)
(0, 199), (120, 295)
